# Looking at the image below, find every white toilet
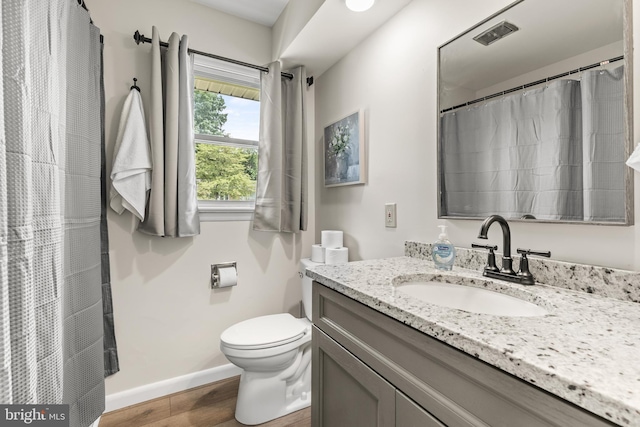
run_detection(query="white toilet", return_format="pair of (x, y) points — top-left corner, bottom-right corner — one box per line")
(219, 258), (320, 425)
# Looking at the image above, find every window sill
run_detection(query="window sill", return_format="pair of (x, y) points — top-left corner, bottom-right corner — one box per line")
(198, 201), (255, 222)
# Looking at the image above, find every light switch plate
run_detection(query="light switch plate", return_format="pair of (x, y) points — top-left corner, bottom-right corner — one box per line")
(385, 203), (397, 228)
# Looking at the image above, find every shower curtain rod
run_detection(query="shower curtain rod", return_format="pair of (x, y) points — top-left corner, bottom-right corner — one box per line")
(440, 55), (624, 113)
(133, 30), (294, 80)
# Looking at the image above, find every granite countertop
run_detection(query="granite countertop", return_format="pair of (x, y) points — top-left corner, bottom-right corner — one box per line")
(306, 255), (640, 427)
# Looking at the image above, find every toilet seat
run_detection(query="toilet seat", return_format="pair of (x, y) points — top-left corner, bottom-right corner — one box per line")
(221, 313), (309, 350)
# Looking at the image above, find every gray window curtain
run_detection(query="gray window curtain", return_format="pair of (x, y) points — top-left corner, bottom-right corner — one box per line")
(138, 27), (200, 237)
(253, 62), (307, 232)
(440, 66), (624, 222)
(0, 1), (108, 426)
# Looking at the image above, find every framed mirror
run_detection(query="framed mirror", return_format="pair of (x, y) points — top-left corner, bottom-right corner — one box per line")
(437, 0), (633, 225)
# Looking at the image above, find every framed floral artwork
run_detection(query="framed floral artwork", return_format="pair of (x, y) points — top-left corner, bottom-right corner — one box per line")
(323, 110), (366, 187)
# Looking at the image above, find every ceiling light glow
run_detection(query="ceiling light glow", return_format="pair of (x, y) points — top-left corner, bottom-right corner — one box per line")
(345, 0), (375, 12)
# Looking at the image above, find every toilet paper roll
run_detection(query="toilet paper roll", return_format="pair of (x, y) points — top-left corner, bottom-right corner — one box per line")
(311, 244), (325, 263)
(325, 247), (349, 265)
(217, 266), (237, 288)
(321, 230), (343, 249)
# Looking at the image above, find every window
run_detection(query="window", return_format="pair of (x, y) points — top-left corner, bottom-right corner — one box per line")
(193, 56), (261, 221)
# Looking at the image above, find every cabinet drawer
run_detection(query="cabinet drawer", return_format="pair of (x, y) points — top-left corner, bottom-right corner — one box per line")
(313, 283), (615, 427)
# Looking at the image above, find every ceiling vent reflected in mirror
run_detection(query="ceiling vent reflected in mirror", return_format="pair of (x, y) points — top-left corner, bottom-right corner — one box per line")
(473, 21), (519, 46)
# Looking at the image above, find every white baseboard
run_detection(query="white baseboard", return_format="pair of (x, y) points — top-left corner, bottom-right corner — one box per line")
(104, 364), (242, 413)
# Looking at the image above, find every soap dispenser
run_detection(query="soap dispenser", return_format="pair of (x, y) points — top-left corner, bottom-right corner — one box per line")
(432, 225), (456, 271)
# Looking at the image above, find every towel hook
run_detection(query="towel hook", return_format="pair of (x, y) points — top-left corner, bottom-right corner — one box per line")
(131, 77), (140, 92)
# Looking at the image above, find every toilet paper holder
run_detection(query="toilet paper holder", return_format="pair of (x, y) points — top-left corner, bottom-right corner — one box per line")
(211, 262), (237, 288)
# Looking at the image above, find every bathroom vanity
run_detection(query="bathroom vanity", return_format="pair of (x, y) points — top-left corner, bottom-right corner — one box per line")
(308, 243), (640, 427)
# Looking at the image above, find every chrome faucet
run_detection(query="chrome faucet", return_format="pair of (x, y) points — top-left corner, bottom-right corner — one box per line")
(474, 215), (550, 285)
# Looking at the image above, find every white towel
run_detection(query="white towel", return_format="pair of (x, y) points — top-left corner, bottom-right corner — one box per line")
(110, 89), (152, 221)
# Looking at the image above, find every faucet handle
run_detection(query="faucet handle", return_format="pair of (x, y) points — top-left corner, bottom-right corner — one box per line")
(516, 249), (550, 286)
(472, 243), (497, 251)
(472, 243), (499, 272)
(516, 249), (551, 258)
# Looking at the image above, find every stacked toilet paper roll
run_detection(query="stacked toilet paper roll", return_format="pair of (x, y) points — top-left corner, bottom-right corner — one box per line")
(311, 244), (325, 263)
(310, 230), (348, 264)
(325, 247), (349, 265)
(321, 230), (343, 248)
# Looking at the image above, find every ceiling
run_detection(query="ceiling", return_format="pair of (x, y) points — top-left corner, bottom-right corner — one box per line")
(190, 0), (413, 77)
(278, 0), (412, 76)
(191, 0), (290, 27)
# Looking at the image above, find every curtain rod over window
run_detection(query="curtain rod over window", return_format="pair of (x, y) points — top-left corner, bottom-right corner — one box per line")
(440, 55), (624, 114)
(133, 30), (294, 80)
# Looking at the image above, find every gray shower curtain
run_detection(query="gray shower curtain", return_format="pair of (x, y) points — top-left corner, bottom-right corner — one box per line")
(253, 62), (307, 232)
(0, 1), (110, 426)
(64, 9), (105, 426)
(440, 66), (624, 222)
(1, 0), (68, 406)
(100, 39), (119, 379)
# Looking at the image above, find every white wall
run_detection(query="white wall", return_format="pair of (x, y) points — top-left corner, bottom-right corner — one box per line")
(87, 0), (315, 395)
(476, 41), (623, 98)
(315, 0), (639, 270)
(272, 0), (325, 61)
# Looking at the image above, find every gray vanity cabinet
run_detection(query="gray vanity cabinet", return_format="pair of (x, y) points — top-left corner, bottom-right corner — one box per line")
(396, 391), (446, 427)
(313, 327), (444, 427)
(311, 283), (616, 427)
(313, 326), (395, 427)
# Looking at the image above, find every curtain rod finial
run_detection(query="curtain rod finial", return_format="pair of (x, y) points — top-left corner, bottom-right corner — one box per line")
(133, 30), (143, 45)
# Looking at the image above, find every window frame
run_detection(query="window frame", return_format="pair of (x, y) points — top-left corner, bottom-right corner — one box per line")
(193, 57), (261, 222)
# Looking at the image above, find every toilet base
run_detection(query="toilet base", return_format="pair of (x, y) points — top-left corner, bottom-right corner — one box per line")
(234, 345), (311, 425)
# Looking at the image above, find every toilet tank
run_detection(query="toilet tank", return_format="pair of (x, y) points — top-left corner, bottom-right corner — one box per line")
(300, 259), (322, 320)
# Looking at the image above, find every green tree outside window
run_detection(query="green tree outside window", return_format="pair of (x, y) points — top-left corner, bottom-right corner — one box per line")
(194, 89), (258, 201)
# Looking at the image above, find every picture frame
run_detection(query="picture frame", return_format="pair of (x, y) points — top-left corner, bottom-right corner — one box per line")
(323, 110), (366, 187)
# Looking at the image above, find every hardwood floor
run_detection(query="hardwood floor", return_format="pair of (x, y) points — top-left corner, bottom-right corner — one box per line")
(99, 376), (311, 427)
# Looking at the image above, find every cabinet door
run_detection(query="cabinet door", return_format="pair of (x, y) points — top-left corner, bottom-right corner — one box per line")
(312, 326), (395, 427)
(396, 391), (446, 427)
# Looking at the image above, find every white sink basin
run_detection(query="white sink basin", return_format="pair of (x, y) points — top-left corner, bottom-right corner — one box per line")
(396, 281), (548, 317)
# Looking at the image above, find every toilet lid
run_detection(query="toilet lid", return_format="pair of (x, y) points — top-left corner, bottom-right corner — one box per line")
(220, 313), (308, 350)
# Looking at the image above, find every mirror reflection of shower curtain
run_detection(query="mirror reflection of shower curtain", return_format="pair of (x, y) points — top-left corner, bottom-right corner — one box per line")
(440, 66), (624, 222)
(581, 66), (625, 222)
